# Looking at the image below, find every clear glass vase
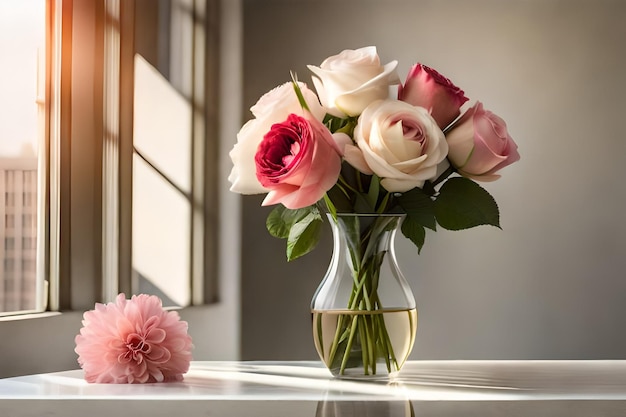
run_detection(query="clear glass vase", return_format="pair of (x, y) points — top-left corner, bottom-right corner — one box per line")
(311, 213), (417, 379)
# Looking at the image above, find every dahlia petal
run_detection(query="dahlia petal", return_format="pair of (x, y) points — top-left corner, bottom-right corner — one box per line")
(151, 369), (165, 383)
(146, 327), (166, 344)
(147, 346), (172, 363)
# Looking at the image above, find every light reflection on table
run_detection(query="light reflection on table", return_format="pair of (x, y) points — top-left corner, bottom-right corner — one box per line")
(1, 360), (626, 416)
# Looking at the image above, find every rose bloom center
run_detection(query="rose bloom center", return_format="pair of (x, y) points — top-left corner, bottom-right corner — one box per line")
(282, 141), (301, 166)
(401, 119), (425, 144)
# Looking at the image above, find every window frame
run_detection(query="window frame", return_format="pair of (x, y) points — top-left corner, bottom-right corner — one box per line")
(50, 0), (222, 310)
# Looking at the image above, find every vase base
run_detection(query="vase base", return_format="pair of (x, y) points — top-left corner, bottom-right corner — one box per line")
(312, 308), (417, 379)
(326, 367), (402, 381)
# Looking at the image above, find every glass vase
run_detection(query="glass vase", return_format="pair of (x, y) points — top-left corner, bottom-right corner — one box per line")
(311, 213), (417, 379)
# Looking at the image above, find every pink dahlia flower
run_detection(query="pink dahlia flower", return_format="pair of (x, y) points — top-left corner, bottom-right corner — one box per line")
(75, 293), (193, 384)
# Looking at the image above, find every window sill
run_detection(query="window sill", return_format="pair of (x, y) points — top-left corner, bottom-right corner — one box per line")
(0, 311), (61, 322)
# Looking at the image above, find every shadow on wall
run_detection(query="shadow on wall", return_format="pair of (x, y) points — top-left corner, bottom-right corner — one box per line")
(134, 270), (177, 307)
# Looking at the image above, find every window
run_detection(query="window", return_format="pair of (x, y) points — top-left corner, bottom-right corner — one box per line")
(45, 0), (221, 311)
(0, 0), (220, 314)
(0, 0), (242, 378)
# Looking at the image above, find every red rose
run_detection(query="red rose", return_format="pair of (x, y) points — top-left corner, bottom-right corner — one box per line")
(398, 63), (469, 129)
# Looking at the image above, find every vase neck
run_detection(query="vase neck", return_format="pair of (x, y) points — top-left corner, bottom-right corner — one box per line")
(328, 214), (403, 256)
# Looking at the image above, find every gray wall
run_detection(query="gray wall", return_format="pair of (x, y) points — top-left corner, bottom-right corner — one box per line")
(240, 0), (626, 360)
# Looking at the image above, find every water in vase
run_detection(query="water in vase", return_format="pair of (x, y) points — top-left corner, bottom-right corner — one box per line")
(312, 308), (417, 378)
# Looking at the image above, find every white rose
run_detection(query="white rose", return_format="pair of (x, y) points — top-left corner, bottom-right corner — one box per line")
(228, 82), (325, 194)
(345, 99), (448, 192)
(307, 46), (400, 117)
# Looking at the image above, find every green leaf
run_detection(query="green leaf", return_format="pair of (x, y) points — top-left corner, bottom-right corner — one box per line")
(323, 193), (337, 220)
(366, 175), (380, 210)
(401, 216), (426, 253)
(266, 205), (309, 238)
(323, 114), (357, 135)
(266, 205), (324, 261)
(434, 177), (501, 231)
(325, 183), (352, 213)
(338, 215), (361, 265)
(354, 192), (375, 213)
(287, 210), (323, 261)
(334, 118), (356, 136)
(397, 188), (436, 231)
(290, 72), (311, 112)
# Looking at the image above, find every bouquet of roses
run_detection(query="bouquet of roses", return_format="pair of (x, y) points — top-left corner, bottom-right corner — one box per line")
(229, 46), (519, 377)
(228, 46), (520, 261)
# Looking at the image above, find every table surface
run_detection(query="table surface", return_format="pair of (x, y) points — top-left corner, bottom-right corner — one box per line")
(2, 360), (626, 416)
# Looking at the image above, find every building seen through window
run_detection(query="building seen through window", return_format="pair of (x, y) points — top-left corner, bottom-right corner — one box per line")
(0, 1), (45, 314)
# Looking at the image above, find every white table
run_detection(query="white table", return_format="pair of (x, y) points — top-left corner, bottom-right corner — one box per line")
(1, 360), (626, 416)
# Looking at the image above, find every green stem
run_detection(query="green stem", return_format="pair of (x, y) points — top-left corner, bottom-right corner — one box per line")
(338, 174), (360, 195)
(376, 191), (391, 214)
(359, 315), (369, 375)
(366, 314), (377, 375)
(376, 314), (394, 372)
(327, 314), (347, 368)
(430, 162), (456, 188)
(340, 308), (361, 374)
(327, 216), (403, 376)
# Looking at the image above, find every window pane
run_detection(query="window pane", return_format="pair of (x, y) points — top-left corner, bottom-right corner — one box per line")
(132, 0), (193, 307)
(129, 0), (220, 307)
(0, 0), (45, 314)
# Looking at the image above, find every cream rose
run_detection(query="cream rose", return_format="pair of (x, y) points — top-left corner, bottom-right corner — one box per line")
(228, 82), (325, 194)
(344, 100), (448, 192)
(307, 46), (400, 117)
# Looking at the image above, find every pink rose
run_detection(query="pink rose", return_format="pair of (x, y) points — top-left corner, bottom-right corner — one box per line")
(228, 82), (325, 195)
(255, 112), (343, 209)
(398, 63), (469, 130)
(445, 102), (520, 181)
